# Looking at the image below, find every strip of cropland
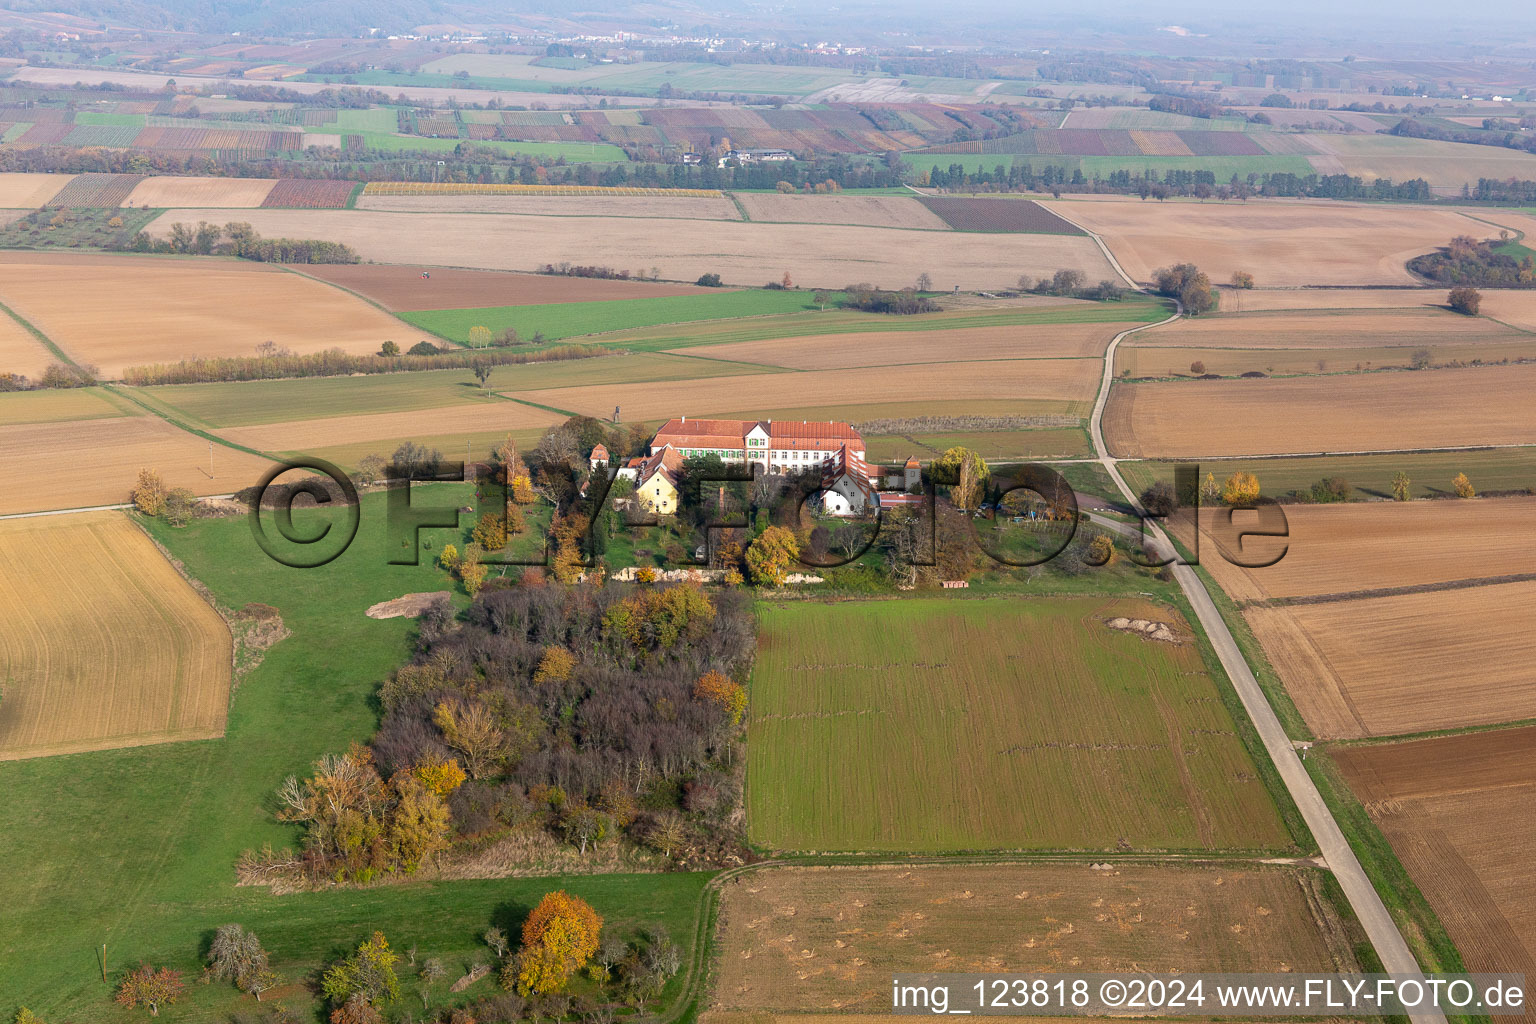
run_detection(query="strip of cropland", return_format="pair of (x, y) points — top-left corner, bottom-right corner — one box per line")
(748, 597), (1293, 853)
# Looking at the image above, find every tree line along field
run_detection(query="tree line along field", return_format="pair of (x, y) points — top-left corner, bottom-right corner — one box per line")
(0, 252), (414, 379)
(146, 207), (1119, 291)
(298, 262), (726, 311)
(0, 512), (232, 760)
(709, 863), (1359, 1016)
(1103, 362), (1536, 457)
(0, 487), (711, 1016)
(747, 598), (1294, 853)
(355, 191), (745, 219)
(1045, 198), (1498, 286)
(1331, 727), (1536, 981)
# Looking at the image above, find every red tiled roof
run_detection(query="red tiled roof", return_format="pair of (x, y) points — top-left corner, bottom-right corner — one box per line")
(652, 417), (864, 453)
(591, 444), (609, 458)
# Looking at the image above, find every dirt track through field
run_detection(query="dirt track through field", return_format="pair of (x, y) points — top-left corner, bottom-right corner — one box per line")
(0, 512), (232, 760)
(1103, 363), (1536, 457)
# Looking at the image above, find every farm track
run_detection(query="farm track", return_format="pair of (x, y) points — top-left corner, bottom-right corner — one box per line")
(1075, 218), (1447, 1016)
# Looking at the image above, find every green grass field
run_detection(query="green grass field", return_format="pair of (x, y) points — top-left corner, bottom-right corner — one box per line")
(0, 490), (710, 1017)
(0, 386), (140, 426)
(747, 597), (1293, 853)
(602, 298), (1172, 353)
(1119, 448), (1536, 501)
(903, 152), (1316, 180)
(402, 290), (820, 345)
(343, 130), (626, 161)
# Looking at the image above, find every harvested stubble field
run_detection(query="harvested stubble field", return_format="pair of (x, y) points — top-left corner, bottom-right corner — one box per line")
(0, 386), (136, 426)
(0, 415), (274, 515)
(148, 209), (1117, 291)
(1047, 200), (1490, 286)
(1475, 289), (1536, 332)
(0, 253), (413, 378)
(134, 354), (745, 428)
(1333, 727), (1536, 978)
(119, 175), (278, 208)
(297, 263), (719, 312)
(734, 193), (949, 230)
(0, 172), (72, 207)
(682, 321), (1126, 369)
(1246, 580), (1536, 740)
(917, 196), (1086, 234)
(355, 192), (743, 219)
(1117, 341), (1536, 378)
(748, 598), (1290, 853)
(1103, 363), (1536, 457)
(1220, 289), (1442, 313)
(1126, 309), (1526, 349)
(711, 863), (1354, 1014)
(0, 512), (232, 760)
(863, 427), (1090, 461)
(0, 306), (56, 378)
(213, 400), (564, 455)
(1188, 497), (1536, 603)
(526, 358), (1105, 423)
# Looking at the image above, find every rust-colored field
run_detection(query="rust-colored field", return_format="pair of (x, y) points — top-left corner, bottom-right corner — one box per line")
(1246, 581), (1536, 739)
(734, 193), (950, 230)
(1050, 200), (1490, 286)
(0, 512), (232, 761)
(1103, 363), (1536, 457)
(1333, 727), (1536, 979)
(0, 253), (413, 378)
(711, 863), (1355, 1014)
(0, 416), (274, 515)
(214, 401), (564, 454)
(1192, 497), (1536, 603)
(119, 175), (278, 208)
(297, 263), (718, 312)
(524, 358), (1104, 422)
(0, 307), (56, 378)
(354, 192), (742, 219)
(683, 322), (1123, 369)
(1128, 309), (1524, 348)
(149, 209), (1118, 291)
(0, 172), (73, 207)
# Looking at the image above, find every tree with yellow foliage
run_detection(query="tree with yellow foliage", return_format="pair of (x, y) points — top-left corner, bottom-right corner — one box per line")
(745, 526), (799, 586)
(458, 543), (488, 596)
(1453, 472), (1475, 498)
(438, 543), (460, 571)
(533, 646), (576, 684)
(1221, 471), (1261, 507)
(385, 774), (452, 873)
(694, 671), (748, 726)
(413, 754), (467, 797)
(472, 512), (508, 550)
(321, 931), (400, 1006)
(513, 891), (603, 996)
(434, 698), (508, 779)
(131, 467), (167, 516)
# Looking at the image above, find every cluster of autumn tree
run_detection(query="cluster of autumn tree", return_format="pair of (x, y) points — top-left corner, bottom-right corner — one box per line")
(118, 220), (360, 264)
(269, 579), (753, 883)
(1152, 263), (1217, 314)
(1409, 236), (1536, 288)
(121, 342), (602, 387)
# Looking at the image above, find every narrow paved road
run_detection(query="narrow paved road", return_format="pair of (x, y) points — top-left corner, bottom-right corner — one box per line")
(1076, 263), (1444, 1020)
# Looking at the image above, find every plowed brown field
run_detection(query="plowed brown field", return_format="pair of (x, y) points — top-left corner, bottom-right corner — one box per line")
(298, 263), (719, 311)
(1103, 363), (1536, 457)
(119, 175), (278, 208)
(734, 193), (950, 229)
(524, 358), (1104, 421)
(214, 401), (564, 454)
(149, 209), (1118, 291)
(1334, 728), (1536, 979)
(1222, 289), (1440, 313)
(682, 322), (1123, 369)
(0, 253), (412, 377)
(1246, 581), (1536, 739)
(0, 307), (55, 378)
(0, 416), (274, 515)
(1050, 200), (1491, 286)
(0, 513), (232, 760)
(1192, 497), (1536, 602)
(711, 863), (1355, 1014)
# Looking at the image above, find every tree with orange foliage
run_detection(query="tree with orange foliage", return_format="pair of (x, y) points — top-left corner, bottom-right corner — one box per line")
(115, 965), (185, 1016)
(513, 891), (603, 996)
(533, 646), (576, 684)
(694, 671), (748, 726)
(1221, 471), (1261, 507)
